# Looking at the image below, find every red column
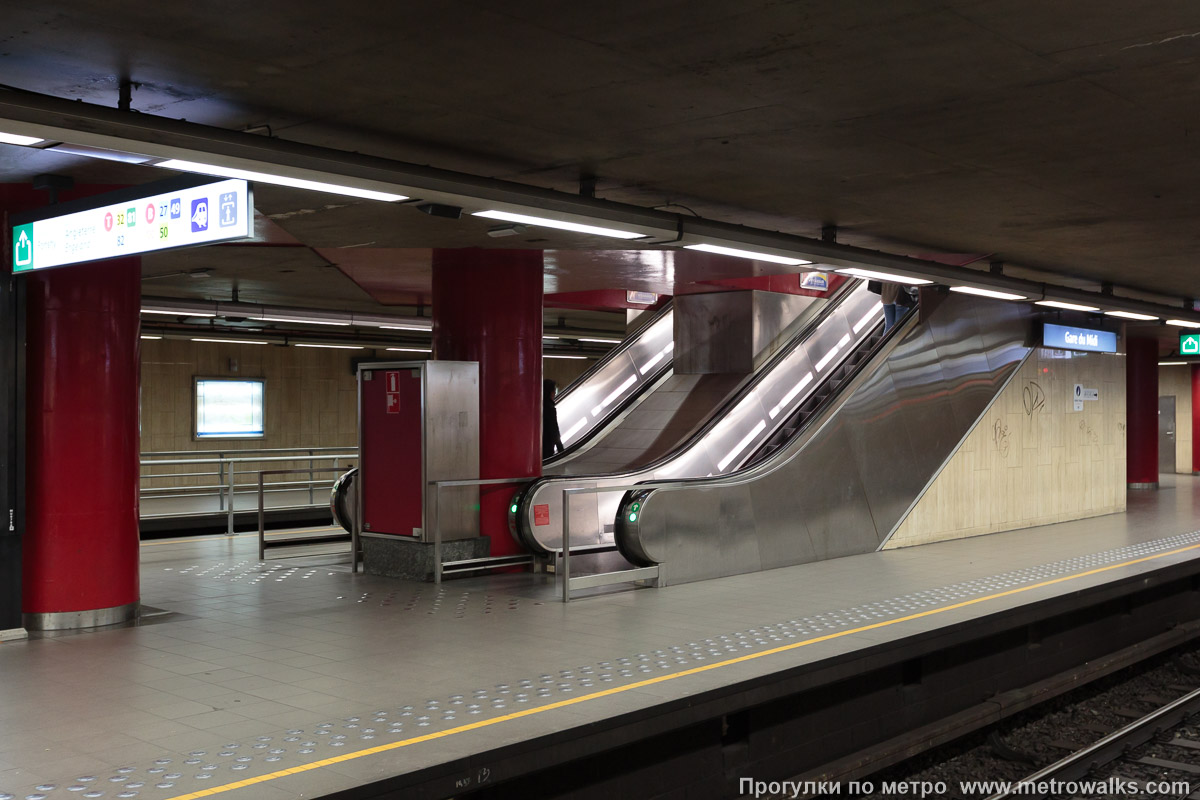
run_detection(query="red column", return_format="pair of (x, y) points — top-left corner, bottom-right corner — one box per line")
(432, 249), (542, 555)
(1126, 336), (1159, 489)
(1192, 364), (1200, 474)
(23, 258), (141, 628)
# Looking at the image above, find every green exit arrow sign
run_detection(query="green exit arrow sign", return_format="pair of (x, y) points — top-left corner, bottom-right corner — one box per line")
(1181, 333), (1200, 356)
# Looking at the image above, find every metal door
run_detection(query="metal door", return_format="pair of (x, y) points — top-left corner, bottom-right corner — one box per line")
(1159, 396), (1177, 474)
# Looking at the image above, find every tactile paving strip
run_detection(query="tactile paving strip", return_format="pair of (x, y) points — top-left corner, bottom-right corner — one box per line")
(5, 530), (1199, 800)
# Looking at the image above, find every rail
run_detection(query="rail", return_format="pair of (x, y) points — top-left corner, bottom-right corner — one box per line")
(140, 448), (357, 533)
(984, 685), (1200, 799)
(257, 468), (354, 559)
(430, 477), (538, 583)
(560, 483), (674, 602)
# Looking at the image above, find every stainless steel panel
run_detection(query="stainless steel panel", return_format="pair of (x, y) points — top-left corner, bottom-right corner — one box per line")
(553, 304), (674, 450)
(515, 283), (879, 554)
(421, 361), (480, 542)
(619, 293), (1033, 585)
(1159, 396), (1176, 474)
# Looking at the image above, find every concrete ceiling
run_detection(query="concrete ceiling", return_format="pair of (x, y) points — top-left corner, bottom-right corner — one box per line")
(2, 1), (1200, 313)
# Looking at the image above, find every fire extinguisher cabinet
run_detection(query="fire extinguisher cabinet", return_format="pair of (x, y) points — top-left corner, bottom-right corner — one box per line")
(357, 360), (483, 578)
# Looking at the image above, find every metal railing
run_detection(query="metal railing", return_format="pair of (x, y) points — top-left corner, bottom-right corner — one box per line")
(561, 483), (668, 602)
(140, 447), (357, 533)
(430, 477), (538, 583)
(258, 468), (354, 559)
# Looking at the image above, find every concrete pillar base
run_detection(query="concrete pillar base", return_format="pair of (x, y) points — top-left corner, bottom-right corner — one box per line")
(362, 534), (490, 581)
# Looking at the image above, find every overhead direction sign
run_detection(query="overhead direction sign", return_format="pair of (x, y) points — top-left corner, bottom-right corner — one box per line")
(1042, 322), (1117, 354)
(10, 178), (252, 273)
(1181, 333), (1200, 356)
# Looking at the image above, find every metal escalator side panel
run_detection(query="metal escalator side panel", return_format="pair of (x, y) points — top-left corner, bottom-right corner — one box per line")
(522, 282), (871, 555)
(330, 468), (358, 533)
(552, 306), (675, 456)
(617, 293), (1033, 585)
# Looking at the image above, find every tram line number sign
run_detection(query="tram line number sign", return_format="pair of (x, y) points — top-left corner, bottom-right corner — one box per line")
(10, 177), (251, 273)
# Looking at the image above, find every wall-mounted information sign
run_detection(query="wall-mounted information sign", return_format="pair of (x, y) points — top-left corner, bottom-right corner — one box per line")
(1042, 322), (1117, 354)
(626, 290), (658, 305)
(1181, 333), (1200, 356)
(11, 178), (252, 273)
(800, 272), (829, 290)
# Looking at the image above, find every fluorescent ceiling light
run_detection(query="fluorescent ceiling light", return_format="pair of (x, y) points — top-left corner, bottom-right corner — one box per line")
(294, 343), (364, 349)
(262, 315), (350, 326)
(191, 337), (268, 345)
(579, 337), (622, 344)
(386, 347), (432, 353)
(683, 243), (811, 266)
(379, 324), (432, 331)
(836, 267), (932, 285)
(142, 308), (216, 317)
(1035, 300), (1099, 312)
(545, 354), (588, 359)
(472, 210), (644, 239)
(853, 302), (883, 334)
(140, 335), (162, 340)
(0, 132), (44, 146)
(1159, 361), (1188, 366)
(542, 335), (561, 340)
(1166, 319), (1200, 329)
(1105, 310), (1159, 321)
(949, 286), (1027, 301)
(156, 158), (408, 202)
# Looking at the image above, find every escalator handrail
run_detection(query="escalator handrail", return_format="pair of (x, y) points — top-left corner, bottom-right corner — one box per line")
(554, 299), (674, 403)
(625, 304), (917, 497)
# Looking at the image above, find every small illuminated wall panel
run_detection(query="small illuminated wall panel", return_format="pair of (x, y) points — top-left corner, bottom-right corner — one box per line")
(11, 178), (251, 273)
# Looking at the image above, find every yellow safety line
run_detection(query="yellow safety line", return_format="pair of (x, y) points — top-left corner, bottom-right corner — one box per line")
(164, 540), (1200, 799)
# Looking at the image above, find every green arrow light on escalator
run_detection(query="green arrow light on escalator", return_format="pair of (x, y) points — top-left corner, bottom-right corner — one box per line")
(510, 503), (518, 514)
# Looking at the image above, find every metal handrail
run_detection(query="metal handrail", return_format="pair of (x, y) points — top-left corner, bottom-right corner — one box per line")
(142, 446), (356, 457)
(429, 477), (537, 583)
(560, 482), (680, 601)
(141, 453), (357, 466)
(258, 467), (354, 559)
(139, 450), (357, 532)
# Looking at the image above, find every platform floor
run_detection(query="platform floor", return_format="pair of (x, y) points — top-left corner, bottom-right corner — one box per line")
(3, 480), (1200, 800)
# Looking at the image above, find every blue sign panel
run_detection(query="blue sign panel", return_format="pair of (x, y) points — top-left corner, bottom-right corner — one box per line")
(1043, 323), (1117, 354)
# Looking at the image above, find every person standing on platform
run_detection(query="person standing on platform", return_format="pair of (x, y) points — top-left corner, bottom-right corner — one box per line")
(542, 379), (564, 459)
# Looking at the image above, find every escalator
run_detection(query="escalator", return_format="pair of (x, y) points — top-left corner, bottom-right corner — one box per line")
(330, 301), (677, 533)
(613, 292), (1034, 585)
(509, 280), (885, 555)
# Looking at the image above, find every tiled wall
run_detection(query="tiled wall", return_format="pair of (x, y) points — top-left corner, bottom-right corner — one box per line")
(141, 339), (363, 489)
(141, 341), (593, 490)
(885, 348), (1126, 549)
(1158, 364), (1193, 474)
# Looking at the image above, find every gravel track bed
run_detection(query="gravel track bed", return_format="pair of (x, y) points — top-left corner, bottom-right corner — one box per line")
(847, 645), (1200, 799)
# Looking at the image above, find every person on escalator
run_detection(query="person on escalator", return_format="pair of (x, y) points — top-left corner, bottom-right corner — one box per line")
(881, 282), (917, 332)
(542, 379), (564, 459)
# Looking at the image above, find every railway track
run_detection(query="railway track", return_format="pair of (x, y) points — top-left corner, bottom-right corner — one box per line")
(985, 685), (1200, 799)
(842, 647), (1200, 800)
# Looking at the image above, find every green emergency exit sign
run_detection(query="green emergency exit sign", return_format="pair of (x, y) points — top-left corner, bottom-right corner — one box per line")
(1181, 333), (1200, 356)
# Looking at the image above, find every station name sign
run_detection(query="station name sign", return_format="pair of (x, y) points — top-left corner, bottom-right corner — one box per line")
(11, 178), (252, 273)
(1042, 322), (1117, 354)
